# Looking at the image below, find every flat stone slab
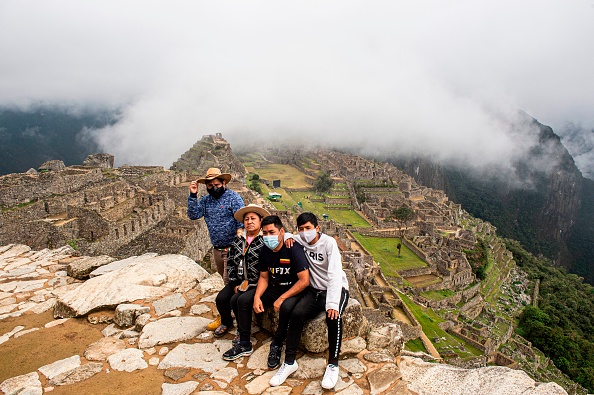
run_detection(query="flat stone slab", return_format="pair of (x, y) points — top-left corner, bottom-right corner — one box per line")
(54, 254), (210, 318)
(161, 381), (199, 395)
(153, 293), (187, 316)
(158, 343), (230, 373)
(107, 348), (148, 372)
(400, 356), (568, 395)
(367, 363), (401, 394)
(89, 253), (158, 277)
(0, 372), (42, 395)
(84, 337), (127, 361)
(138, 316), (211, 349)
(292, 354), (327, 380)
(38, 355), (81, 380)
(48, 362), (103, 386)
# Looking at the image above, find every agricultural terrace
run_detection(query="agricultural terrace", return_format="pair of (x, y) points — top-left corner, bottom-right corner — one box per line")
(245, 163), (312, 189)
(352, 233), (427, 276)
(243, 161), (370, 227)
(398, 291), (483, 359)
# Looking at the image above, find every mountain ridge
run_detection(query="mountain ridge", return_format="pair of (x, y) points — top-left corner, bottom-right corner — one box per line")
(387, 113), (594, 283)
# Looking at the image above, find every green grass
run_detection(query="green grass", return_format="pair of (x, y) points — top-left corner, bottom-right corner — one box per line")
(420, 289), (455, 301)
(398, 291), (483, 358)
(245, 163), (312, 189)
(352, 234), (427, 275)
(405, 338), (428, 353)
(481, 252), (512, 304)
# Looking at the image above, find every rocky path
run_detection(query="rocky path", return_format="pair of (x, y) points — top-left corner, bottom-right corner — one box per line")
(0, 244), (568, 395)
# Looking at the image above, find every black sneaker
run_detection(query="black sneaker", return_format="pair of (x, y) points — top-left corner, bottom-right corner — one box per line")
(222, 342), (253, 361)
(267, 343), (282, 369)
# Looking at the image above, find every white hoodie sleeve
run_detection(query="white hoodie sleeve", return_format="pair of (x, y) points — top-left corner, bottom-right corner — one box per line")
(325, 237), (343, 311)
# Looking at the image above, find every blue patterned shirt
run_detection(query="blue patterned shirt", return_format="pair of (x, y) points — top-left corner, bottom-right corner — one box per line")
(187, 189), (244, 248)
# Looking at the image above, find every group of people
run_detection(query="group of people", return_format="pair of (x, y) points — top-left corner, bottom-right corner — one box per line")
(187, 168), (349, 389)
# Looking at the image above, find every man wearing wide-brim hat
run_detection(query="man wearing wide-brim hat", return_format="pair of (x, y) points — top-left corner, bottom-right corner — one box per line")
(188, 167), (245, 330)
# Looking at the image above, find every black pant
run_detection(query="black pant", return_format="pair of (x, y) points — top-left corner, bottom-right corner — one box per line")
(285, 287), (349, 365)
(235, 284), (301, 347)
(215, 283), (243, 328)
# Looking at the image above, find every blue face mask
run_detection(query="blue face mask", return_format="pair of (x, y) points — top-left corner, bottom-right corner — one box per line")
(263, 235), (280, 250)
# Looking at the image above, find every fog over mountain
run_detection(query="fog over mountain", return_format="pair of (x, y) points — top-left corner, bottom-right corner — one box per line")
(1, 1), (593, 178)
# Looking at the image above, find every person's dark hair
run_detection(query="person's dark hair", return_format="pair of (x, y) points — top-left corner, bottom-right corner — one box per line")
(297, 212), (318, 228)
(261, 215), (284, 231)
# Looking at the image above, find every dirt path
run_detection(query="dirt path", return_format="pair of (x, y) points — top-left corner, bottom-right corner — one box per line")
(419, 332), (442, 360)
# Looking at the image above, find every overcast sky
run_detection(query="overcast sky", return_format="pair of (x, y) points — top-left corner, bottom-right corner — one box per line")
(1, 1), (593, 177)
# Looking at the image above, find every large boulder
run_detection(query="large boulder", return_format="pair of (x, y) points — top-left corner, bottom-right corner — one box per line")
(259, 298), (366, 353)
(399, 356), (568, 395)
(366, 322), (404, 356)
(83, 154), (114, 168)
(54, 254), (209, 318)
(66, 255), (115, 280)
(38, 160), (65, 172)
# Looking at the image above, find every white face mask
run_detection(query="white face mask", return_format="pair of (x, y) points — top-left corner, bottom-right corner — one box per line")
(299, 229), (318, 243)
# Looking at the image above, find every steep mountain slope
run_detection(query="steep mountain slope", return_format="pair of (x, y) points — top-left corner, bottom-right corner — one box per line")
(0, 106), (116, 175)
(390, 114), (593, 283)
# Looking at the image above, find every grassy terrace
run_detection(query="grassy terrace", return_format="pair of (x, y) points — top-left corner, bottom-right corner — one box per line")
(398, 291), (483, 358)
(246, 163), (312, 189)
(352, 233), (427, 275)
(247, 163), (370, 227)
(420, 289), (455, 301)
(481, 247), (512, 304)
(405, 338), (428, 353)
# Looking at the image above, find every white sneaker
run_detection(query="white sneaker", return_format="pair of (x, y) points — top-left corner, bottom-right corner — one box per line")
(269, 362), (299, 386)
(321, 364), (339, 389)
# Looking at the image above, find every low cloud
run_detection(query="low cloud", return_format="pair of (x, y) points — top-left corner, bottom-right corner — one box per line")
(1, 1), (594, 177)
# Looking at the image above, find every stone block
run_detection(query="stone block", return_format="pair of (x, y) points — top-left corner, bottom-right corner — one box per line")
(114, 303), (150, 327)
(367, 323), (404, 356)
(259, 298), (366, 353)
(66, 256), (115, 280)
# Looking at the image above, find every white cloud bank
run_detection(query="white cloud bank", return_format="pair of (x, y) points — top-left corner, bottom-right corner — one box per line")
(1, 1), (593, 174)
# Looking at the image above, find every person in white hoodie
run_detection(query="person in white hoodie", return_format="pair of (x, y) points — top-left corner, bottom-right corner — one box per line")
(268, 212), (349, 389)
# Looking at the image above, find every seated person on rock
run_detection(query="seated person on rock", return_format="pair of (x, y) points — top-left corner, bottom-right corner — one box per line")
(212, 204), (270, 338)
(270, 212), (349, 389)
(222, 215), (310, 362)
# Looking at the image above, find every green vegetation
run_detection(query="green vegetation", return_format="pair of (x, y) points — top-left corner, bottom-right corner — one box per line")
(66, 239), (78, 250)
(243, 163), (312, 189)
(398, 291), (483, 358)
(463, 237), (489, 280)
(0, 106), (114, 176)
(314, 172), (334, 193)
(420, 289), (455, 301)
(1, 200), (37, 212)
(247, 173), (264, 195)
(388, 205), (415, 232)
(352, 234), (427, 275)
(405, 338), (428, 353)
(508, 239), (594, 391)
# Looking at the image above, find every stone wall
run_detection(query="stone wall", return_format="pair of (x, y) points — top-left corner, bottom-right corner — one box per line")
(0, 167), (103, 206)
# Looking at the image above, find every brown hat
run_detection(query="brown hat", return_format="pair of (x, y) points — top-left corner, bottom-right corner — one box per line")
(196, 167), (232, 184)
(234, 204), (271, 222)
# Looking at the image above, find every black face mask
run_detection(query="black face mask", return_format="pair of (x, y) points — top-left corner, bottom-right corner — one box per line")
(207, 185), (225, 199)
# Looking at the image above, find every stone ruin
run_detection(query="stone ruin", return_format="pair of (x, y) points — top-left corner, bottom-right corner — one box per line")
(0, 134), (581, 394)
(0, 243), (570, 395)
(1, 144), (246, 266)
(169, 133), (246, 181)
